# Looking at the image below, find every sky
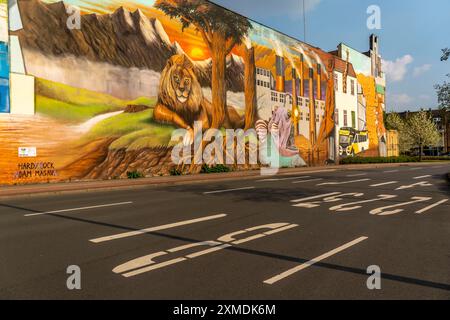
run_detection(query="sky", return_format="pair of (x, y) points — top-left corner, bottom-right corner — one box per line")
(211, 0), (450, 112)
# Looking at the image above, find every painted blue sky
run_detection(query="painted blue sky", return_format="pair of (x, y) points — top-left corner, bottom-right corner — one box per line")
(212, 0), (450, 112)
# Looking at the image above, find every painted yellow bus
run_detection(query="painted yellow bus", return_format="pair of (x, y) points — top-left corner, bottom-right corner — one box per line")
(339, 127), (370, 157)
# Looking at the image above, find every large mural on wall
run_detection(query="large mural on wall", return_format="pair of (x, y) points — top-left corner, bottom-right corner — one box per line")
(0, 0), (340, 185)
(0, 0), (9, 113)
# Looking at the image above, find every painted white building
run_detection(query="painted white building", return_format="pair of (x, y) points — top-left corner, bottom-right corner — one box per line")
(256, 66), (325, 140)
(333, 59), (358, 132)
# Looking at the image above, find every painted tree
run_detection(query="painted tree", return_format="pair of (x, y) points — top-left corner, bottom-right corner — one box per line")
(155, 0), (253, 129)
(243, 44), (257, 130)
(406, 111), (441, 161)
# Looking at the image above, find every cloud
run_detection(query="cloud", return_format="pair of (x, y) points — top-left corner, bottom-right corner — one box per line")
(413, 64), (432, 77)
(382, 55), (414, 82)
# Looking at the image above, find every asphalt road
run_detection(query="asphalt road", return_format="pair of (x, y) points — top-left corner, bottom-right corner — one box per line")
(0, 164), (449, 299)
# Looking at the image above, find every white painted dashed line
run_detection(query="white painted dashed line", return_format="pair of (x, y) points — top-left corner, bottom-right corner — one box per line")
(24, 202), (133, 217)
(258, 176), (311, 182)
(263, 236), (369, 285)
(370, 181), (398, 187)
(383, 170), (399, 173)
(90, 214), (227, 243)
(292, 178), (323, 184)
(409, 167), (424, 171)
(415, 199), (449, 214)
(203, 187), (255, 194)
(346, 173), (367, 177)
(413, 175), (432, 180)
(317, 179), (370, 186)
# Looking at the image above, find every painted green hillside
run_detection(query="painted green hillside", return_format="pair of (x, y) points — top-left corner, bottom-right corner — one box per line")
(35, 78), (155, 123)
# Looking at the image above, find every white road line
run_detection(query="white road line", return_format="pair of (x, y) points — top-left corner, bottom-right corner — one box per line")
(264, 236), (368, 285)
(259, 176), (311, 182)
(409, 167), (424, 171)
(370, 181), (398, 187)
(292, 178), (323, 184)
(317, 179), (370, 186)
(291, 192), (341, 203)
(346, 173), (367, 177)
(415, 199), (449, 214)
(383, 170), (399, 173)
(90, 214), (227, 243)
(413, 175), (432, 179)
(203, 187), (255, 194)
(24, 202), (133, 217)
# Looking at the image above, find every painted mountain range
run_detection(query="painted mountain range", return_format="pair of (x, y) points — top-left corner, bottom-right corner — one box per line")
(13, 0), (245, 94)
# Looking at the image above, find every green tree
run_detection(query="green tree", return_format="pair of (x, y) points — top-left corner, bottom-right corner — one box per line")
(406, 111), (441, 161)
(441, 48), (450, 61)
(385, 113), (413, 153)
(155, 0), (253, 129)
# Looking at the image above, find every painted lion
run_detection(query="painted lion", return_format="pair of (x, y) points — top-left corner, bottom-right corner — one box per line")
(154, 54), (243, 144)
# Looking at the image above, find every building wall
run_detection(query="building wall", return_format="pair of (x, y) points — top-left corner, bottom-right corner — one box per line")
(0, 0), (387, 185)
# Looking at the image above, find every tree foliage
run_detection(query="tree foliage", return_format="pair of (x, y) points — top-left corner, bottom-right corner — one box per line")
(407, 111), (441, 150)
(441, 48), (450, 61)
(386, 112), (441, 155)
(435, 74), (450, 112)
(155, 0), (252, 53)
(385, 113), (413, 153)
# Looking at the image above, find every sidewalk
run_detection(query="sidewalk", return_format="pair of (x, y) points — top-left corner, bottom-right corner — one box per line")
(0, 162), (445, 199)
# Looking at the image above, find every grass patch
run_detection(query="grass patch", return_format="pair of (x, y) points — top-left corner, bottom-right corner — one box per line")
(340, 156), (419, 164)
(36, 96), (122, 123)
(84, 108), (176, 150)
(35, 78), (156, 123)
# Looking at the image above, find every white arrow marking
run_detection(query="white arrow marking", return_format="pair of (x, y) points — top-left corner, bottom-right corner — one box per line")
(370, 197), (432, 216)
(396, 181), (432, 190)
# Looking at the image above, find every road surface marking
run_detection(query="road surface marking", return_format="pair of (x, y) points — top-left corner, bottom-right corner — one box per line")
(90, 214), (227, 243)
(413, 175), (432, 179)
(346, 173), (367, 177)
(24, 202), (133, 217)
(396, 181), (432, 190)
(292, 178), (323, 184)
(383, 170), (399, 173)
(259, 176), (311, 182)
(293, 193), (363, 209)
(433, 166), (443, 169)
(114, 223), (299, 278)
(370, 181), (398, 187)
(263, 236), (368, 285)
(277, 169), (336, 176)
(329, 194), (397, 212)
(410, 167), (424, 171)
(203, 187), (255, 194)
(415, 199), (449, 214)
(291, 192), (341, 203)
(317, 179), (370, 186)
(370, 196), (432, 216)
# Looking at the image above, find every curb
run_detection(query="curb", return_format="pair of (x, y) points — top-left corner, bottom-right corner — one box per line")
(0, 162), (447, 200)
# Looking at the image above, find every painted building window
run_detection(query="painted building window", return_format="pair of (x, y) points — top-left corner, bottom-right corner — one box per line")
(344, 110), (348, 127)
(334, 73), (338, 92)
(335, 109), (339, 125)
(351, 111), (356, 128)
(351, 80), (355, 95)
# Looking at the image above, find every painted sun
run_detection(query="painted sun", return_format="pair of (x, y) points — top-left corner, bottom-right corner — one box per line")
(190, 47), (206, 60)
